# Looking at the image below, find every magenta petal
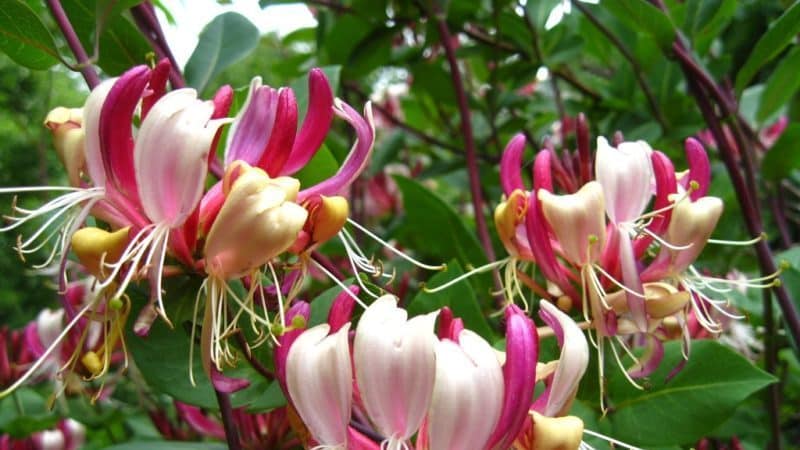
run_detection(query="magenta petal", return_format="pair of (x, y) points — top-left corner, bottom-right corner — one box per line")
(347, 427), (381, 450)
(141, 59), (171, 119)
(298, 100), (375, 201)
(175, 402), (225, 439)
(533, 150), (553, 192)
(274, 301), (311, 393)
(225, 80), (279, 167)
(634, 151), (676, 256)
(436, 307), (464, 342)
(99, 65), (151, 202)
(210, 367), (250, 393)
(207, 85), (234, 168)
(259, 88), (299, 176)
(281, 68), (335, 175)
(486, 305), (537, 450)
(628, 336), (664, 378)
(684, 138), (710, 200)
(328, 285), (359, 332)
(500, 133), (527, 196)
(524, 194), (578, 301)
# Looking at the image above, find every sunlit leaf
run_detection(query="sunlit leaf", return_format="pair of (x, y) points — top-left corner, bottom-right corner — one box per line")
(0, 0), (60, 70)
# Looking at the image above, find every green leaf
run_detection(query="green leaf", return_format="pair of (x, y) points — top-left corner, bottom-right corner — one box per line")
(604, 340), (775, 446)
(757, 45), (800, 122)
(62, 0), (152, 75)
(685, 0), (736, 54)
(393, 176), (487, 268)
(408, 260), (495, 341)
(126, 280), (273, 410)
(603, 0), (677, 51)
(0, 0), (60, 70)
(735, 0), (800, 93)
(185, 12), (260, 93)
(295, 145), (339, 188)
(761, 123), (800, 181)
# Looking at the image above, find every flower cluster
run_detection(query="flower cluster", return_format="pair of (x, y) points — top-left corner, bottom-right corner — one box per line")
(273, 292), (595, 450)
(490, 120), (774, 392)
(0, 60), (375, 396)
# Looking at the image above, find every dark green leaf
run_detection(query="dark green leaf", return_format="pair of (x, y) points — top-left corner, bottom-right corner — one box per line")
(757, 45), (800, 122)
(295, 145), (339, 188)
(735, 0), (800, 93)
(393, 176), (487, 268)
(604, 340), (775, 446)
(525, 0), (561, 29)
(0, 0), (60, 70)
(762, 123), (800, 181)
(408, 260), (495, 341)
(603, 0), (677, 51)
(185, 12), (260, 93)
(62, 0), (152, 75)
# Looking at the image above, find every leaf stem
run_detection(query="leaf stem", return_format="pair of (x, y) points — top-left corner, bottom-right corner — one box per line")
(130, 2), (185, 88)
(45, 0), (100, 88)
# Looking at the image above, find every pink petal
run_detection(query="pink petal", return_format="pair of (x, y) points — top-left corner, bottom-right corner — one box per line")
(281, 68), (335, 175)
(500, 133), (527, 196)
(99, 65), (151, 202)
(259, 88), (299, 176)
(298, 100), (375, 202)
(328, 285), (359, 332)
(619, 231), (647, 332)
(274, 301), (311, 393)
(225, 78), (279, 167)
(684, 138), (710, 201)
(175, 402), (225, 439)
(141, 58), (171, 119)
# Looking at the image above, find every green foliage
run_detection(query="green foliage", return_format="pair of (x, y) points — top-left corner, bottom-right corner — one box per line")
(184, 12), (260, 93)
(0, 0), (61, 70)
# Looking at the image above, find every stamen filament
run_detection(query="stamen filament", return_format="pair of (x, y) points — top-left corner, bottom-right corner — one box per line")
(422, 258), (508, 293)
(347, 218), (446, 271)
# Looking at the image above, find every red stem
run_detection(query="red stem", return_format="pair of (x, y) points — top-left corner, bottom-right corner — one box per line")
(45, 0), (100, 88)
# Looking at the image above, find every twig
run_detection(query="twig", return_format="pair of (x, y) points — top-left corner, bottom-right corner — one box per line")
(429, 5), (501, 297)
(763, 288), (783, 450)
(45, 0), (100, 88)
(215, 389), (242, 450)
(130, 2), (185, 88)
(233, 330), (274, 381)
(572, 1), (667, 131)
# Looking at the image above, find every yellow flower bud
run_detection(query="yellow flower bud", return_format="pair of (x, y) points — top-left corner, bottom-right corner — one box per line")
(71, 227), (130, 280)
(45, 107), (85, 187)
(531, 412), (584, 450)
(494, 189), (528, 258)
(307, 195), (349, 246)
(205, 164), (308, 279)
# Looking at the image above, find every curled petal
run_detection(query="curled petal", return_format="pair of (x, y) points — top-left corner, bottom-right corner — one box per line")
(282, 68), (335, 175)
(628, 335), (664, 378)
(328, 285), (359, 332)
(141, 58), (171, 119)
(298, 100), (375, 202)
(83, 79), (116, 187)
(538, 181), (606, 266)
(595, 137), (653, 224)
(684, 138), (710, 200)
(436, 307), (464, 342)
(99, 65), (151, 200)
(175, 402), (225, 439)
(287, 324), (353, 448)
(427, 330), (504, 450)
(354, 295), (438, 442)
(259, 88), (298, 176)
(486, 305), (538, 450)
(525, 194), (578, 300)
(500, 133), (527, 196)
(533, 150), (553, 192)
(275, 301), (311, 393)
(225, 78), (279, 167)
(135, 89), (226, 227)
(536, 300), (589, 417)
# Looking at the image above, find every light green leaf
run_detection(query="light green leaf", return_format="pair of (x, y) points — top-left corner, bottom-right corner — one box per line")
(761, 123), (800, 181)
(757, 45), (800, 122)
(185, 12), (260, 93)
(0, 0), (60, 70)
(604, 340), (775, 446)
(735, 0), (800, 93)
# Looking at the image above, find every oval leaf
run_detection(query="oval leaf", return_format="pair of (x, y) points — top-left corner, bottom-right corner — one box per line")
(757, 45), (800, 122)
(185, 12), (260, 93)
(603, 0), (677, 51)
(762, 123), (800, 181)
(604, 340), (775, 446)
(0, 0), (60, 70)
(735, 0), (800, 93)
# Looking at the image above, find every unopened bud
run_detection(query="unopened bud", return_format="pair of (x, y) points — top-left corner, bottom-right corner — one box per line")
(71, 227), (130, 280)
(306, 195), (349, 246)
(45, 107), (85, 187)
(205, 163), (308, 279)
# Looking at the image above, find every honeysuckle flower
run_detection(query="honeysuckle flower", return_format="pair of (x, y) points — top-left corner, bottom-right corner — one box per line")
(354, 295), (438, 450)
(424, 329), (504, 450)
(287, 323), (353, 450)
(195, 162), (308, 390)
(45, 107), (85, 188)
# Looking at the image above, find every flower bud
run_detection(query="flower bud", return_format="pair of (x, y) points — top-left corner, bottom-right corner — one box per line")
(530, 412), (584, 450)
(304, 195), (349, 247)
(204, 164), (308, 279)
(538, 181), (606, 265)
(494, 190), (529, 259)
(45, 107), (85, 187)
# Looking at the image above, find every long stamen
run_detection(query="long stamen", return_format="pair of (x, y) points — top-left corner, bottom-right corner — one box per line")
(609, 339), (644, 390)
(267, 262), (286, 327)
(636, 227), (694, 251)
(338, 233), (382, 298)
(707, 232), (765, 246)
(310, 257), (368, 308)
(422, 258), (508, 293)
(583, 429), (644, 450)
(346, 218), (446, 271)
(0, 294), (102, 399)
(592, 264), (647, 299)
